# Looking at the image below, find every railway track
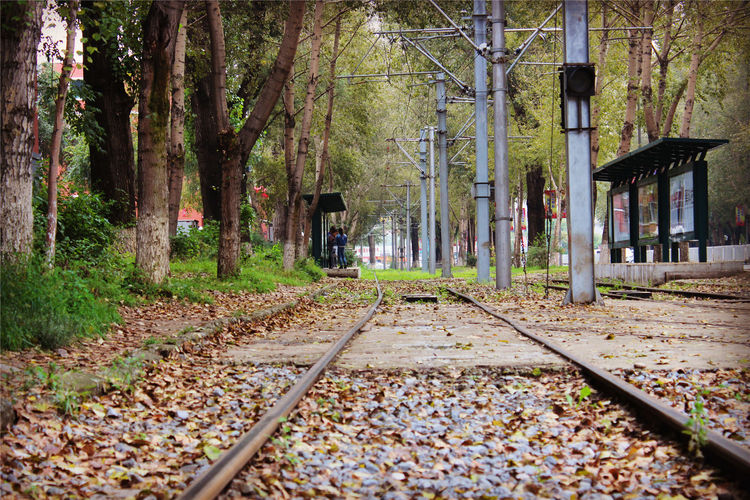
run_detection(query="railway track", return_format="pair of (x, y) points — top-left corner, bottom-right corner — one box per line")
(178, 279), (749, 499)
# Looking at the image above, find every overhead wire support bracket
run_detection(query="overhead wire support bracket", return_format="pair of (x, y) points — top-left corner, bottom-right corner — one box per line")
(399, 36), (471, 93)
(505, 3), (562, 75)
(426, 0), (482, 53)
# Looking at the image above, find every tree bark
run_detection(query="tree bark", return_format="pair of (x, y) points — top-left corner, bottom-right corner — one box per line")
(83, 1), (136, 224)
(136, 1), (184, 284)
(590, 4), (609, 173)
(513, 178), (523, 267)
(368, 234), (376, 267)
(680, 8), (703, 138)
(168, 9), (187, 238)
(639, 0), (658, 142)
(655, 0), (675, 132)
(192, 74), (222, 222)
(618, 20), (643, 156)
(205, 0), (242, 278)
(284, 0), (324, 270)
(526, 165), (545, 247)
(46, 1), (79, 267)
(0, 0), (43, 258)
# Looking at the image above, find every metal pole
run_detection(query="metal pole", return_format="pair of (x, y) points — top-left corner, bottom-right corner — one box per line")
(382, 217), (387, 270)
(428, 126), (437, 275)
(474, 0), (491, 283)
(493, 0), (511, 289)
(436, 73), (452, 278)
(392, 214), (397, 269)
(563, 0), (597, 304)
(406, 181), (411, 271)
(419, 130), (429, 272)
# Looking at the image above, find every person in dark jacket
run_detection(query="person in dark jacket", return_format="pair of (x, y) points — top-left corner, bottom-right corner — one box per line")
(327, 228), (338, 268)
(335, 227), (347, 268)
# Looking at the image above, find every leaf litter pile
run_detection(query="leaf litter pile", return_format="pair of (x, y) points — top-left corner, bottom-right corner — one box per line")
(228, 367), (743, 499)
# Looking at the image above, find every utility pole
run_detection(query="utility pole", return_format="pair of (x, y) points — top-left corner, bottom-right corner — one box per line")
(474, 0), (490, 283)
(419, 130), (429, 272)
(436, 73), (452, 277)
(428, 126), (437, 275)
(492, 0), (511, 289)
(405, 181), (411, 271)
(562, 0), (598, 304)
(392, 214), (397, 269)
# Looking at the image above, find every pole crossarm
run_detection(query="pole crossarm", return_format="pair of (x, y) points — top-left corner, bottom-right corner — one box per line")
(388, 138), (424, 174)
(399, 36), (471, 93)
(505, 3), (562, 75)
(427, 0), (482, 52)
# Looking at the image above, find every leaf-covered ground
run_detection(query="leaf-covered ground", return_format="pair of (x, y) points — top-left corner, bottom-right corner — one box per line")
(226, 367), (744, 499)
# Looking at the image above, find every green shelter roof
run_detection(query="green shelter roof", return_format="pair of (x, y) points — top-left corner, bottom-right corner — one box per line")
(302, 192), (346, 213)
(592, 137), (728, 184)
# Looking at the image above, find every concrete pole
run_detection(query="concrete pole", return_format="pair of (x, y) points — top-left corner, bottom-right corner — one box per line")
(419, 130), (429, 272)
(391, 214), (397, 269)
(382, 217), (387, 270)
(436, 73), (452, 278)
(428, 126), (437, 275)
(474, 0), (491, 283)
(563, 0), (598, 304)
(492, 0), (511, 289)
(406, 181), (411, 271)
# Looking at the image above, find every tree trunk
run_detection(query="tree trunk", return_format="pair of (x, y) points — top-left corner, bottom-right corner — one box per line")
(237, 0), (306, 168)
(590, 4), (609, 173)
(618, 23), (643, 156)
(284, 0), (324, 270)
(136, 1), (184, 285)
(192, 75), (222, 222)
(526, 165), (545, 247)
(655, 0), (675, 132)
(83, 2), (136, 224)
(46, 1), (79, 267)
(662, 79), (686, 137)
(639, 0), (658, 142)
(680, 10), (703, 138)
(368, 234), (376, 266)
(168, 9), (187, 238)
(304, 14), (342, 251)
(0, 0), (43, 258)
(513, 179), (523, 267)
(458, 203), (467, 266)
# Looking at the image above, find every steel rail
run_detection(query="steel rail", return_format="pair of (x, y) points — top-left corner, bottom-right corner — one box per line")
(552, 278), (750, 302)
(447, 288), (750, 477)
(179, 278), (383, 500)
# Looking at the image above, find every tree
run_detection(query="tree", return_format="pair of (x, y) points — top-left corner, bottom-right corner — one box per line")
(46, 0), (79, 266)
(168, 9), (187, 237)
(82, 0), (138, 224)
(136, 1), (184, 284)
(1, 0), (44, 258)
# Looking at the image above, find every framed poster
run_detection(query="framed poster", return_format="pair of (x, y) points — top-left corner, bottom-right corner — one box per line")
(610, 188), (630, 244)
(638, 181), (658, 239)
(670, 170), (694, 236)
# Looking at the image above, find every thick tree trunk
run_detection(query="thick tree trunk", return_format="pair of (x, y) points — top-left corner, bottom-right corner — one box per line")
(136, 1), (184, 284)
(368, 234), (376, 266)
(680, 13), (703, 138)
(655, 0), (675, 133)
(284, 0), (324, 270)
(168, 9), (187, 238)
(526, 165), (545, 247)
(192, 75), (222, 222)
(205, 0), (242, 278)
(282, 72), (297, 268)
(0, 0), (43, 258)
(458, 203), (467, 266)
(83, 2), (136, 224)
(46, 1), (79, 267)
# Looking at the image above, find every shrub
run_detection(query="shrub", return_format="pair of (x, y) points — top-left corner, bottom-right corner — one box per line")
(466, 253), (477, 267)
(0, 258), (120, 351)
(294, 257), (325, 281)
(170, 220), (220, 260)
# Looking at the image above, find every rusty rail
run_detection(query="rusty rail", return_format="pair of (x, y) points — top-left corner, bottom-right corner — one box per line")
(179, 277), (383, 500)
(447, 287), (750, 477)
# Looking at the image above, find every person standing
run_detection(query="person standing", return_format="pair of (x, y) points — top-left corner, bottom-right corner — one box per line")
(326, 228), (336, 268)
(336, 227), (347, 268)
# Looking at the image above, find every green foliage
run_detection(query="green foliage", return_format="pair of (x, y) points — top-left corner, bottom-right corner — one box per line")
(170, 220), (220, 260)
(104, 355), (144, 393)
(34, 191), (115, 264)
(1, 258), (121, 351)
(294, 257), (325, 282)
(683, 393), (708, 457)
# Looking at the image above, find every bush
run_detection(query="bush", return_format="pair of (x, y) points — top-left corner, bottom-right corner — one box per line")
(526, 234), (559, 268)
(34, 191), (116, 264)
(1, 258), (120, 351)
(294, 257), (325, 281)
(170, 220), (220, 260)
(466, 253), (477, 267)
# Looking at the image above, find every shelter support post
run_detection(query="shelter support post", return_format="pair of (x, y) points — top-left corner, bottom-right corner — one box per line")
(474, 0), (491, 283)
(629, 182), (639, 263)
(658, 170), (670, 262)
(492, 0), (511, 289)
(436, 74), (452, 277)
(562, 0), (598, 304)
(312, 209), (322, 264)
(695, 160), (708, 262)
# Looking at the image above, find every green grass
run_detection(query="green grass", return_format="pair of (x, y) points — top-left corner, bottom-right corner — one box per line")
(359, 265), (568, 281)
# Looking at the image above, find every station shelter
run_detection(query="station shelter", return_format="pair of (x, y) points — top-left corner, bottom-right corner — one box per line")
(593, 138), (727, 264)
(302, 192), (346, 267)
